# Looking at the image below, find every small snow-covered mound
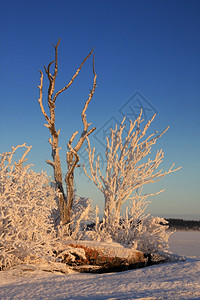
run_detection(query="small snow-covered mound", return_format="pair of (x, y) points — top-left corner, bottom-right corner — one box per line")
(54, 241), (147, 273)
(55, 241), (185, 273)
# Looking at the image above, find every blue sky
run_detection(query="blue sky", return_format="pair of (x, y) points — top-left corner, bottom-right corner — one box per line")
(1, 0), (200, 219)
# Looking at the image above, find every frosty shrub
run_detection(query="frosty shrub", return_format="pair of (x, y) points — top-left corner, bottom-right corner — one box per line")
(116, 188), (170, 253)
(135, 216), (170, 254)
(87, 188), (170, 253)
(0, 144), (58, 270)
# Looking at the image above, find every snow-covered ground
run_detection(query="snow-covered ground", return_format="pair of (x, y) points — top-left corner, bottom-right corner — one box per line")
(0, 231), (200, 300)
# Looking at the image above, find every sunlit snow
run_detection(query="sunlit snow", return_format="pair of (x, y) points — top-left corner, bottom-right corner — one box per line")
(0, 231), (200, 300)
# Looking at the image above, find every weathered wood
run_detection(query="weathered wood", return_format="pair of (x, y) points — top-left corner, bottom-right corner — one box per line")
(37, 40), (96, 226)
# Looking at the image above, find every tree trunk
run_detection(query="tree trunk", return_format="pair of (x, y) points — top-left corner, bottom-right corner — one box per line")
(65, 152), (75, 224)
(51, 134), (68, 224)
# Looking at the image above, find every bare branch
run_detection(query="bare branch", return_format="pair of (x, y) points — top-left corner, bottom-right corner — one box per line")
(73, 54), (97, 153)
(81, 54), (97, 132)
(66, 146), (80, 180)
(44, 60), (54, 81)
(43, 39), (61, 110)
(52, 39), (60, 81)
(53, 48), (94, 103)
(38, 70), (50, 124)
(46, 160), (55, 168)
(85, 127), (96, 137)
(44, 123), (51, 128)
(68, 131), (78, 145)
(48, 138), (53, 146)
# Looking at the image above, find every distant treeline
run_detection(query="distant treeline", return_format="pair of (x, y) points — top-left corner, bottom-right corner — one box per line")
(88, 218), (200, 231)
(166, 218), (200, 230)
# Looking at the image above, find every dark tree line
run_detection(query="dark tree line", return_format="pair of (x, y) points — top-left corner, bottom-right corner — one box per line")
(166, 218), (200, 230)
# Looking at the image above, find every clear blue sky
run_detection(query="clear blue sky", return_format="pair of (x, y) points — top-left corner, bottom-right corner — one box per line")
(1, 0), (200, 220)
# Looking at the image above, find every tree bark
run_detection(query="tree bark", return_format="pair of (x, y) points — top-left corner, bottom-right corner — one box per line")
(65, 152), (75, 224)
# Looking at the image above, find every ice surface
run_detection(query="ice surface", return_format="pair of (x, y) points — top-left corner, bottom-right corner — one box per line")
(169, 230), (200, 257)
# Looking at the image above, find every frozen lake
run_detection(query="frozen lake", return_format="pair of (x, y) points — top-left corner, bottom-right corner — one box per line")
(169, 230), (200, 257)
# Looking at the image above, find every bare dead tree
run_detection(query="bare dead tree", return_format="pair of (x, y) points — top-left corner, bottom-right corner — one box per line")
(37, 39), (97, 226)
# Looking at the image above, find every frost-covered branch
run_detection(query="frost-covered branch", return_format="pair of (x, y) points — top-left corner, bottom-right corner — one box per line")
(0, 143), (32, 168)
(83, 112), (181, 224)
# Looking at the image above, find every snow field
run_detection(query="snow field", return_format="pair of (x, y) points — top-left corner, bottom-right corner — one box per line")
(0, 259), (199, 300)
(0, 230), (200, 300)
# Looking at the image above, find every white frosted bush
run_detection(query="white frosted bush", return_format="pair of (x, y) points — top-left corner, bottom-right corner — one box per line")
(115, 188), (170, 253)
(88, 189), (170, 253)
(135, 217), (170, 254)
(0, 144), (58, 270)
